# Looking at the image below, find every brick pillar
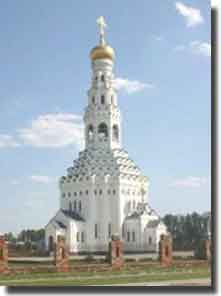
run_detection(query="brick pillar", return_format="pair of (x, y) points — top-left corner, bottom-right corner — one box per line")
(159, 234), (173, 267)
(204, 239), (211, 261)
(54, 236), (69, 272)
(108, 234), (124, 269)
(0, 236), (8, 273)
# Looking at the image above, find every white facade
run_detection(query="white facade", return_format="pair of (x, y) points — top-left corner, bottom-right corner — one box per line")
(45, 17), (168, 254)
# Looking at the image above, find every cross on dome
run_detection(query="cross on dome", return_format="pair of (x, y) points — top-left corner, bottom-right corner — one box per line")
(96, 16), (107, 45)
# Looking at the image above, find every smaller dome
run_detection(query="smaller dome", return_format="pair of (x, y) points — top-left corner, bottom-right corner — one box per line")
(90, 45), (115, 61)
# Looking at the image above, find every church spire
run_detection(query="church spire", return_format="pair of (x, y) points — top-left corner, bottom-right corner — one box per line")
(84, 18), (121, 151)
(96, 16), (107, 46)
(90, 16), (115, 61)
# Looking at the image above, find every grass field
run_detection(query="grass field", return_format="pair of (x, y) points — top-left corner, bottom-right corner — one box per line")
(0, 262), (211, 286)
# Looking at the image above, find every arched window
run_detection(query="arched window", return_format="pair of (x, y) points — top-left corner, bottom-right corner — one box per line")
(101, 95), (105, 104)
(133, 200), (136, 209)
(76, 232), (80, 242)
(79, 201), (82, 212)
(87, 125), (94, 140)
(81, 232), (84, 242)
(98, 123), (108, 138)
(69, 202), (72, 212)
(149, 236), (152, 245)
(95, 224), (98, 239)
(74, 200), (77, 211)
(101, 74), (105, 82)
(108, 223), (111, 238)
(92, 96), (95, 104)
(128, 201), (131, 212)
(112, 125), (119, 141)
(48, 236), (54, 252)
(132, 231), (136, 242)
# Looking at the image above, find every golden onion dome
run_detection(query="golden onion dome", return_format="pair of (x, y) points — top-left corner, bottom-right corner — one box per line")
(90, 44), (115, 61)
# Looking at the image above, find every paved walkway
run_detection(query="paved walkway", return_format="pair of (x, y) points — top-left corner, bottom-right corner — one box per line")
(100, 278), (211, 286)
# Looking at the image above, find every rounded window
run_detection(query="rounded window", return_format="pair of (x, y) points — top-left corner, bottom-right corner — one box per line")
(112, 125), (119, 141)
(101, 95), (105, 104)
(98, 122), (108, 138)
(87, 124), (94, 141)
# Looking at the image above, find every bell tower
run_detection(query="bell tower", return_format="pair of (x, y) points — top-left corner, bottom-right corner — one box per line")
(83, 16), (121, 151)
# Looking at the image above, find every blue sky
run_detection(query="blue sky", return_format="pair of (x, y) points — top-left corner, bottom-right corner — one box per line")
(0, 0), (211, 234)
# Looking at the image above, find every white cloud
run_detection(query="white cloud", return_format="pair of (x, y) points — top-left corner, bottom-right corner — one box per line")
(114, 78), (154, 94)
(154, 35), (164, 42)
(17, 113), (84, 149)
(169, 176), (209, 189)
(175, 2), (204, 27)
(174, 45), (186, 52)
(174, 41), (211, 57)
(29, 175), (57, 184)
(190, 41), (211, 57)
(11, 180), (20, 185)
(0, 134), (20, 148)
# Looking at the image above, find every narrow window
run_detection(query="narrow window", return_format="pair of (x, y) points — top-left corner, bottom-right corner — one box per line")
(81, 232), (84, 242)
(69, 202), (72, 212)
(101, 74), (105, 82)
(88, 125), (94, 140)
(74, 200), (77, 211)
(62, 193), (66, 198)
(127, 231), (130, 242)
(128, 201), (131, 212)
(149, 236), (152, 245)
(86, 190), (88, 195)
(122, 224), (125, 238)
(95, 224), (98, 239)
(108, 223), (111, 238)
(112, 125), (119, 141)
(94, 190), (97, 195)
(101, 95), (105, 104)
(92, 96), (95, 104)
(68, 192), (71, 197)
(79, 201), (82, 212)
(98, 123), (108, 138)
(132, 231), (135, 242)
(113, 189), (116, 195)
(99, 189), (102, 195)
(76, 232), (80, 242)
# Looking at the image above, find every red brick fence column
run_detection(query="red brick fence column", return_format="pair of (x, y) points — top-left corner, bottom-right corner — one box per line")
(54, 236), (69, 272)
(159, 234), (173, 267)
(0, 236), (8, 273)
(108, 235), (124, 269)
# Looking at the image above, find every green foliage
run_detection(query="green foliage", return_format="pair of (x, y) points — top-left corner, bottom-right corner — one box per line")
(163, 212), (209, 251)
(194, 239), (206, 259)
(4, 232), (16, 243)
(17, 229), (45, 243)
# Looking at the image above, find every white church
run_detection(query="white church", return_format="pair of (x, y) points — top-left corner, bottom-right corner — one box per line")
(45, 17), (168, 254)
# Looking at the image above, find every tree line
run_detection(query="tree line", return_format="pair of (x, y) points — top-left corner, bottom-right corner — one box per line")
(163, 212), (210, 251)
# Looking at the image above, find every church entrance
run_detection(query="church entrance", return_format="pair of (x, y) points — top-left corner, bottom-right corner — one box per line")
(48, 236), (54, 252)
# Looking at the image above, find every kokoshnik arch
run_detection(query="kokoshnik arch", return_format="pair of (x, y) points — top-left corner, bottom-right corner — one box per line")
(45, 16), (168, 254)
